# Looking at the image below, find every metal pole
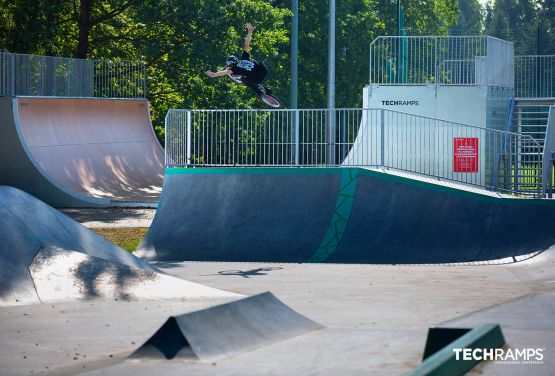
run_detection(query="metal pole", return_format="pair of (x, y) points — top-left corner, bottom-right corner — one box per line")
(291, 0), (300, 165)
(327, 0), (336, 165)
(537, 25), (541, 97)
(186, 110), (192, 165)
(291, 0), (298, 109)
(295, 110), (300, 165)
(380, 109), (385, 166)
(11, 53), (15, 96)
(398, 0), (401, 36)
(164, 112), (169, 166)
(397, 0), (400, 82)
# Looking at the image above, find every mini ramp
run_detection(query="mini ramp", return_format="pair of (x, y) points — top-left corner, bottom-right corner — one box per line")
(131, 292), (322, 360)
(135, 167), (555, 264)
(0, 97), (164, 207)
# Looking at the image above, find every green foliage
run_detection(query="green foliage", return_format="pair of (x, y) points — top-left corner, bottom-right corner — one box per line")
(484, 0), (555, 54)
(450, 0), (484, 35)
(276, 0), (457, 108)
(1, 0), (461, 142)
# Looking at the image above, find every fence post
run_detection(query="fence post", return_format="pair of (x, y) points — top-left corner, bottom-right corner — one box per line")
(9, 52), (14, 96)
(369, 40), (373, 84)
(164, 111), (169, 166)
(186, 110), (192, 165)
(295, 110), (300, 165)
(380, 109), (385, 167)
(327, 108), (336, 165)
(549, 159), (554, 198)
(143, 63), (147, 98)
(542, 107), (555, 196)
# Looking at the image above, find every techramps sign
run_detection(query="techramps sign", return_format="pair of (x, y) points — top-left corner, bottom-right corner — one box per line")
(135, 167), (555, 264)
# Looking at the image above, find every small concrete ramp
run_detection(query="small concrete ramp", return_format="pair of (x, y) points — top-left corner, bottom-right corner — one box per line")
(0, 97), (164, 207)
(0, 186), (238, 306)
(131, 292), (323, 360)
(136, 167), (555, 264)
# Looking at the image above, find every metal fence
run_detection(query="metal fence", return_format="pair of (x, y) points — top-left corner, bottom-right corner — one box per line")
(369, 36), (514, 87)
(0, 49), (146, 98)
(165, 109), (361, 167)
(515, 55), (555, 98)
(166, 108), (543, 196)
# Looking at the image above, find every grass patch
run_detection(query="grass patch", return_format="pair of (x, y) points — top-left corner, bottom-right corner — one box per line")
(91, 227), (149, 253)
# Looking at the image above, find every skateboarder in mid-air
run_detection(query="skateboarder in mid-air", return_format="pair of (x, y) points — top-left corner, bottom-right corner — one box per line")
(205, 23), (280, 107)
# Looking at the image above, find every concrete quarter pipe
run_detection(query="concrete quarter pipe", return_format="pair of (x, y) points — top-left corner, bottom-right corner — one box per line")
(0, 97), (164, 207)
(135, 167), (555, 264)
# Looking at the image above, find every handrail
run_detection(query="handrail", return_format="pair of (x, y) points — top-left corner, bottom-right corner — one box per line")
(542, 106), (555, 196)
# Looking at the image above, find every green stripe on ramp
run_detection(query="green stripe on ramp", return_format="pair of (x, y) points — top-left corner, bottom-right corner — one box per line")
(308, 168), (359, 262)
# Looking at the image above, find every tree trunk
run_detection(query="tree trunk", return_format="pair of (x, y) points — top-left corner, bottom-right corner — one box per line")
(74, 0), (93, 58)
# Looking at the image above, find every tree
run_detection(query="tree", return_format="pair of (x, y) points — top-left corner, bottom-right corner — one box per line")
(539, 0), (555, 53)
(74, 0), (139, 58)
(1, 0), (458, 140)
(450, 0), (484, 35)
(275, 0), (457, 108)
(486, 0), (540, 54)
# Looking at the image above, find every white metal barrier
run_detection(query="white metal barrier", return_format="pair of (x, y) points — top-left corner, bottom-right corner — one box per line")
(165, 108), (543, 196)
(0, 50), (146, 98)
(515, 55), (555, 98)
(369, 36), (514, 87)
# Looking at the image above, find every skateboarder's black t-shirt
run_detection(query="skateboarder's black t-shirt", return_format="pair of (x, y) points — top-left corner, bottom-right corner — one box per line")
(230, 51), (267, 84)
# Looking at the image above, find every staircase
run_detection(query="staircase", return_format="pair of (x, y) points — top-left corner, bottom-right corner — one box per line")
(512, 99), (554, 147)
(508, 99), (555, 195)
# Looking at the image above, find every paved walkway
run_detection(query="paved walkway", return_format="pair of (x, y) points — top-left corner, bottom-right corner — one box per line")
(61, 208), (156, 228)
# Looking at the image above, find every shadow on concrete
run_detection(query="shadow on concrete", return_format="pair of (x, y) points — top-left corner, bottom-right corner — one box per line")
(216, 267), (284, 278)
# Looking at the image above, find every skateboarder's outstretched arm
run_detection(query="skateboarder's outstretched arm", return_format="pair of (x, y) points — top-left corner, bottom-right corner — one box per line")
(205, 69), (232, 78)
(243, 23), (255, 53)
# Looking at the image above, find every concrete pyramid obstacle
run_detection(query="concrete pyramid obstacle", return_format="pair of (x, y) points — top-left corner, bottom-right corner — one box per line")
(0, 186), (238, 306)
(131, 292), (323, 360)
(29, 246), (239, 303)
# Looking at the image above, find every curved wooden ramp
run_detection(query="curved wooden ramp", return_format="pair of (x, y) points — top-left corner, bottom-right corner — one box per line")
(0, 97), (164, 207)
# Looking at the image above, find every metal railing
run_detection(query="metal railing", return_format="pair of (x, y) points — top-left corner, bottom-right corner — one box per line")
(515, 55), (555, 98)
(166, 108), (543, 196)
(542, 106), (555, 196)
(369, 36), (514, 87)
(0, 49), (146, 98)
(165, 109), (361, 167)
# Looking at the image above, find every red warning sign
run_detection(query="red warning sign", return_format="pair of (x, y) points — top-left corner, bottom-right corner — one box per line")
(453, 138), (478, 173)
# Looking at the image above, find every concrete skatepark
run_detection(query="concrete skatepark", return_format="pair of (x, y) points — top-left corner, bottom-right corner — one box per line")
(1, 39), (555, 375)
(1, 194), (554, 374)
(1, 164), (555, 375)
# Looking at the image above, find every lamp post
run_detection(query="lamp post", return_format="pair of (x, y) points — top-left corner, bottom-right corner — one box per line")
(291, 0), (299, 164)
(291, 0), (298, 109)
(327, 0), (336, 165)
